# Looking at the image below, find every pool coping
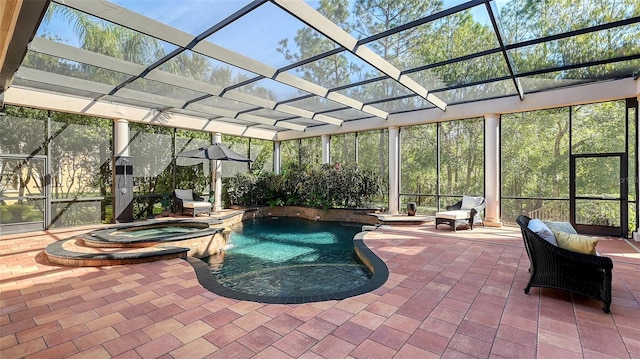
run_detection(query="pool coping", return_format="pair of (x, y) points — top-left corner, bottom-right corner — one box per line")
(185, 233), (389, 304)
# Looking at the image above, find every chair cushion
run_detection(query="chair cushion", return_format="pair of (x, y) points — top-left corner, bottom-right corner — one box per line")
(543, 220), (578, 234)
(435, 210), (471, 220)
(181, 200), (211, 209)
(175, 189), (193, 200)
(553, 230), (598, 255)
(527, 219), (557, 246)
(461, 195), (483, 210)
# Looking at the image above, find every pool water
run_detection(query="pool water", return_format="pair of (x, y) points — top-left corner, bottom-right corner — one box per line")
(202, 217), (371, 297)
(109, 223), (207, 239)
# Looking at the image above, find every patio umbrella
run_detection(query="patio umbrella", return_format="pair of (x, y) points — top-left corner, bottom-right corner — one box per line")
(175, 143), (251, 212)
(174, 143), (251, 162)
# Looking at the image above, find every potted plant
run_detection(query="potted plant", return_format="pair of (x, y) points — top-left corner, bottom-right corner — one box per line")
(161, 193), (171, 217)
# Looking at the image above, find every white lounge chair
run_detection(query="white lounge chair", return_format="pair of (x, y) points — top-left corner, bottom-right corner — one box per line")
(173, 189), (211, 217)
(435, 195), (485, 231)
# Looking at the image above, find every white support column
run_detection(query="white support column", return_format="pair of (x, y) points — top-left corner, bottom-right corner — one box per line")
(213, 133), (222, 212)
(388, 126), (400, 214)
(321, 134), (331, 164)
(274, 141), (281, 175)
(114, 119), (129, 156)
(635, 92), (640, 241)
(484, 114), (502, 227)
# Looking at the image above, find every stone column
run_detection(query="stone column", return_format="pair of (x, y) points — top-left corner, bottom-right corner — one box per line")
(274, 141), (281, 175)
(213, 133), (222, 212)
(484, 114), (502, 227)
(321, 134), (331, 164)
(113, 119), (133, 223)
(388, 126), (400, 214)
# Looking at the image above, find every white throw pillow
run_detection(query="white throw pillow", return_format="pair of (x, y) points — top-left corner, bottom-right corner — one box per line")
(527, 219), (558, 246)
(174, 189), (193, 200)
(461, 196), (482, 210)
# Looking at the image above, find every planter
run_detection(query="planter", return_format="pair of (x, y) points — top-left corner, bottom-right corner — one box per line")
(407, 202), (417, 216)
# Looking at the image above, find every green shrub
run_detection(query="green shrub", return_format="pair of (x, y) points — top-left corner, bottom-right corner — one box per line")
(225, 163), (381, 209)
(1, 204), (42, 223)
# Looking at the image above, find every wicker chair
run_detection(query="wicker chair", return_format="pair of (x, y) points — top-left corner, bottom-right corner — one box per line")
(173, 189), (211, 217)
(516, 215), (613, 313)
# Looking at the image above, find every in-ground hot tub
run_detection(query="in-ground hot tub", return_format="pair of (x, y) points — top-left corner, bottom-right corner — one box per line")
(83, 220), (229, 258)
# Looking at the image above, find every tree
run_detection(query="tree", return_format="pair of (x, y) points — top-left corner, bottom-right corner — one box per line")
(278, 0), (356, 89)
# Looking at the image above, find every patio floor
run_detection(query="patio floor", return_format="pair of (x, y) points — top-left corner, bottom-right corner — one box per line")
(1, 221), (640, 358)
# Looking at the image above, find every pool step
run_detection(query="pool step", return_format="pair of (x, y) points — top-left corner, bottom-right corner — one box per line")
(44, 238), (189, 267)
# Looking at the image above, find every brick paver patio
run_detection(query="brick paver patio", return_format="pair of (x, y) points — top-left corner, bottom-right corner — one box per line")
(2, 223), (639, 358)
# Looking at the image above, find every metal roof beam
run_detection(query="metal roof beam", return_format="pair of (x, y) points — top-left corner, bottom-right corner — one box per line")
(485, 0), (523, 100)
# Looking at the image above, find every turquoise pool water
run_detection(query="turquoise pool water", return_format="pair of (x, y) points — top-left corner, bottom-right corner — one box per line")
(202, 217), (371, 297)
(109, 223), (206, 239)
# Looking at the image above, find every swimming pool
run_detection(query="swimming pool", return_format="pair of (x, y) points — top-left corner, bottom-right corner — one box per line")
(197, 217), (388, 303)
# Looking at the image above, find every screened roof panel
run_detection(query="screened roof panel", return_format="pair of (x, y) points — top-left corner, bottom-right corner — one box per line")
(125, 78), (209, 103)
(286, 51), (384, 88)
(411, 52), (510, 90)
(496, 0), (640, 45)
(195, 96), (259, 113)
(246, 108), (296, 121)
(323, 108), (374, 121)
(519, 60), (640, 93)
(158, 50), (259, 88)
(286, 117), (325, 126)
(253, 124), (282, 131)
(97, 94), (170, 110)
(518, 76), (593, 94)
(217, 117), (261, 126)
(370, 96), (436, 114)
(509, 23), (640, 74)
(170, 107), (222, 119)
(284, 96), (345, 113)
(365, 4), (499, 71)
(232, 78), (310, 102)
(205, 2), (340, 68)
(108, 0), (253, 36)
(37, 3), (178, 65)
(22, 51), (131, 86)
(334, 78), (414, 104)
(310, 0), (472, 40)
(434, 79), (518, 104)
(12, 80), (107, 100)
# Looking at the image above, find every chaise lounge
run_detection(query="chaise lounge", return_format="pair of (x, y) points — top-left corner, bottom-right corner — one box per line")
(173, 189), (211, 217)
(516, 215), (613, 313)
(435, 195), (485, 231)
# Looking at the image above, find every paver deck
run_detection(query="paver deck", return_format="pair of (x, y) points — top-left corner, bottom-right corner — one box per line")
(2, 221), (639, 358)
